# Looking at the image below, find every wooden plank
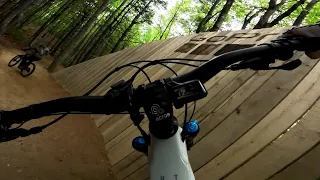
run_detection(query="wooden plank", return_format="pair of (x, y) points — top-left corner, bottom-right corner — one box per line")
(151, 30), (249, 81)
(122, 35), (199, 91)
(52, 56), (96, 80)
(123, 164), (149, 180)
(107, 122), (145, 165)
(74, 43), (158, 95)
(92, 37), (179, 96)
(269, 142), (320, 180)
(224, 102), (320, 180)
(64, 55), (119, 95)
(195, 55), (320, 179)
(74, 44), (149, 95)
(133, 34), (200, 83)
(62, 54), (114, 82)
(148, 30), (256, 84)
(63, 55), (116, 92)
(111, 151), (144, 174)
(112, 151), (145, 179)
(52, 61), (90, 91)
(101, 115), (133, 144)
(116, 154), (148, 180)
(95, 114), (121, 128)
(144, 32), (219, 82)
(187, 52), (316, 171)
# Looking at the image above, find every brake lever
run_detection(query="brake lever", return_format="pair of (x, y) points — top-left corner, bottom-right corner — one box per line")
(0, 127), (43, 142)
(0, 129), (20, 142)
(269, 59), (302, 70)
(227, 58), (302, 71)
(227, 57), (275, 71)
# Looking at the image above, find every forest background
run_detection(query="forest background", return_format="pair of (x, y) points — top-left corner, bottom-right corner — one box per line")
(0, 0), (319, 72)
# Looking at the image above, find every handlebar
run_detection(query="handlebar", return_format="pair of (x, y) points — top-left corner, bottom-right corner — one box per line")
(0, 37), (318, 132)
(173, 38), (312, 83)
(0, 94), (127, 125)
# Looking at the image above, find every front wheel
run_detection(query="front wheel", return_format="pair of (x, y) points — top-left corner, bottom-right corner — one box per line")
(20, 63), (35, 77)
(8, 55), (22, 67)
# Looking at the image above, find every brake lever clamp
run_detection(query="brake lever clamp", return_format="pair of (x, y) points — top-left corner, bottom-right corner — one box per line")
(105, 79), (133, 115)
(0, 111), (10, 136)
(259, 40), (294, 61)
(0, 127), (43, 142)
(0, 110), (44, 142)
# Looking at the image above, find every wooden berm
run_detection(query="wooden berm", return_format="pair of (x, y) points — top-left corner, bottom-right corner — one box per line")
(53, 27), (320, 180)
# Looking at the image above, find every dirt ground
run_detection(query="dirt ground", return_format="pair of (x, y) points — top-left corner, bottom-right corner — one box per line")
(0, 38), (115, 180)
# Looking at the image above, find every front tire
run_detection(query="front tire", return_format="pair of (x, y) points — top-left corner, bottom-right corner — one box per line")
(8, 55), (22, 67)
(20, 63), (35, 77)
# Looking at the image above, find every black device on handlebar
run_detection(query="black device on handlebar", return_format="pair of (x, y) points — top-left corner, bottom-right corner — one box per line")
(0, 36), (319, 142)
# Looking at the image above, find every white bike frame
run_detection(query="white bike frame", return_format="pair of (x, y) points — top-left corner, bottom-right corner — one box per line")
(148, 127), (195, 180)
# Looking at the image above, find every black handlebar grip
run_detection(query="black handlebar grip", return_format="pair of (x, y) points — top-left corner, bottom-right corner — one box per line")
(172, 37), (314, 84)
(0, 95), (128, 126)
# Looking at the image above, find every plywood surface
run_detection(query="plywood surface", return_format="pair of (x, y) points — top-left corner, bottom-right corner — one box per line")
(53, 27), (320, 180)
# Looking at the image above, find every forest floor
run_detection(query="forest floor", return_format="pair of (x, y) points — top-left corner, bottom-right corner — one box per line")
(0, 37), (116, 180)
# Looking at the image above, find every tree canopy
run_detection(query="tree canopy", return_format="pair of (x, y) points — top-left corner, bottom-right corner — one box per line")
(0, 0), (319, 71)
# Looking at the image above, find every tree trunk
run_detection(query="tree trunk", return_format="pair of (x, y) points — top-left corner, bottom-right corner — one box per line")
(49, 22), (69, 47)
(0, 0), (38, 35)
(79, 0), (129, 62)
(70, 27), (100, 66)
(17, 0), (51, 28)
(111, 1), (153, 53)
(18, 3), (51, 28)
(209, 0), (235, 32)
(92, 11), (130, 57)
(254, 0), (286, 29)
(48, 0), (110, 72)
(51, 13), (86, 55)
(0, 0), (8, 7)
(196, 0), (220, 33)
(242, 10), (253, 29)
(0, 0), (20, 16)
(293, 0), (319, 26)
(66, 17), (104, 66)
(29, 0), (73, 46)
(159, 8), (179, 39)
(7, 12), (24, 27)
(82, 0), (135, 61)
(268, 0), (306, 27)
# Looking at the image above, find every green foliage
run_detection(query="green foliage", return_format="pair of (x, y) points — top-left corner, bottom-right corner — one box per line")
(305, 1), (320, 25)
(6, 27), (28, 43)
(2, 0), (320, 68)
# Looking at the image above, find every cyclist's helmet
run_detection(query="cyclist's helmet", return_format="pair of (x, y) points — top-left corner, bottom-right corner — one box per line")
(39, 45), (50, 56)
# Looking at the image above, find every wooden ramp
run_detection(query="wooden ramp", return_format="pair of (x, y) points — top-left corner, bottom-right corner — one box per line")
(52, 27), (320, 180)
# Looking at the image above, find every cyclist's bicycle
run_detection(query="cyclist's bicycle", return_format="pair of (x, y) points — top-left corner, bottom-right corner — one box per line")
(0, 36), (319, 179)
(8, 54), (37, 77)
